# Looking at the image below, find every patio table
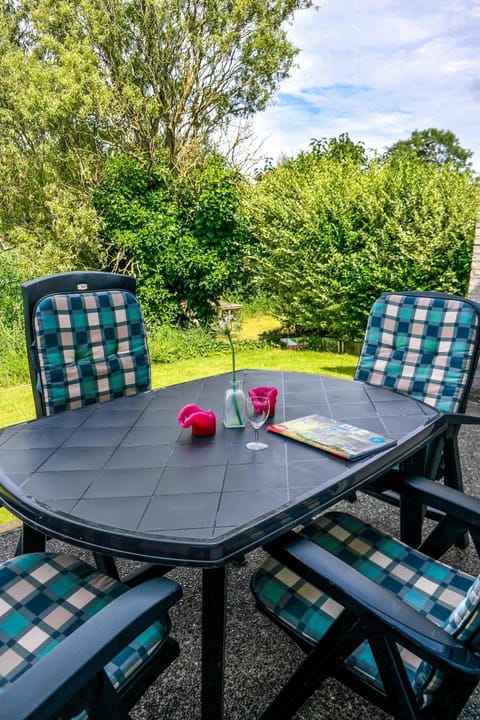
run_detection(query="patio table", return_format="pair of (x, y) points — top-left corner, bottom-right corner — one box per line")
(0, 369), (445, 719)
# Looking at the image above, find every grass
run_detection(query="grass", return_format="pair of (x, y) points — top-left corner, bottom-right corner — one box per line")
(0, 348), (357, 428)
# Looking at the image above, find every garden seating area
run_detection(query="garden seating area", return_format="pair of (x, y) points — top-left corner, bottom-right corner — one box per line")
(1, 406), (480, 719)
(3, 277), (480, 718)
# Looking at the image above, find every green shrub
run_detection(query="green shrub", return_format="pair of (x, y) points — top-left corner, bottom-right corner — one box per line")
(0, 248), (23, 327)
(147, 323), (223, 363)
(95, 153), (250, 325)
(0, 316), (29, 386)
(243, 152), (480, 339)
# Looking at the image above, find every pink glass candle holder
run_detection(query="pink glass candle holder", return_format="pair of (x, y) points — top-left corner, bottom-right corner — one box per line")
(248, 387), (278, 418)
(178, 404), (216, 437)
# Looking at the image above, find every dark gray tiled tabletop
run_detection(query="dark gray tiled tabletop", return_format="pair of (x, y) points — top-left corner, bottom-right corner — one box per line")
(0, 370), (444, 566)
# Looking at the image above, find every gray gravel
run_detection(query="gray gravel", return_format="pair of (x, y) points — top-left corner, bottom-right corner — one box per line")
(2, 402), (480, 719)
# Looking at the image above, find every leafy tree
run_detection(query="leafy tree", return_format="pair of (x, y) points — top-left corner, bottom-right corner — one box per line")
(387, 128), (473, 172)
(0, 0), (311, 278)
(1, 0), (311, 169)
(309, 133), (367, 165)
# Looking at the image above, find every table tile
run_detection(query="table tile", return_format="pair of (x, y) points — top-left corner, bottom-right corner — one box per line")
(72, 496), (150, 531)
(104, 444), (171, 469)
(84, 468), (161, 498)
(63, 427), (129, 448)
(40, 447), (113, 472)
(0, 448), (55, 473)
(216, 488), (288, 527)
(139, 493), (220, 532)
(23, 470), (93, 500)
(154, 466), (225, 495)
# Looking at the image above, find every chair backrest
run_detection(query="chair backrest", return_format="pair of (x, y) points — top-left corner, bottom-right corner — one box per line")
(354, 291), (480, 414)
(22, 272), (151, 417)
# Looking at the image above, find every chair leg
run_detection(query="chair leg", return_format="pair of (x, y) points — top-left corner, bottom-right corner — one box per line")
(258, 613), (364, 720)
(369, 634), (418, 720)
(400, 495), (424, 548)
(443, 437), (469, 549)
(426, 673), (480, 720)
(17, 523), (46, 554)
(418, 516), (468, 559)
(93, 553), (120, 580)
(89, 671), (132, 720)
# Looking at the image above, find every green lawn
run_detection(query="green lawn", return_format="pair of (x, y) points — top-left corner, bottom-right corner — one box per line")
(0, 347), (357, 525)
(0, 347), (357, 427)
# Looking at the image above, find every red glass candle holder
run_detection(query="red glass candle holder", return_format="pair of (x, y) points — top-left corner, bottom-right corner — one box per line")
(178, 404), (216, 436)
(248, 387), (278, 418)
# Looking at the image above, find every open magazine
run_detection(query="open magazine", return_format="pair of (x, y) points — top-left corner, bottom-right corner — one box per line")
(268, 414), (396, 461)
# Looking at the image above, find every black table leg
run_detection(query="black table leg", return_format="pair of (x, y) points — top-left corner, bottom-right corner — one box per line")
(17, 523), (46, 554)
(201, 565), (226, 720)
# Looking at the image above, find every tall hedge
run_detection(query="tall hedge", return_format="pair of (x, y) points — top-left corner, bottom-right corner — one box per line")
(243, 153), (480, 339)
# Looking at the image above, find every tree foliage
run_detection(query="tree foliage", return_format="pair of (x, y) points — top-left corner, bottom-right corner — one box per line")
(387, 128), (473, 172)
(94, 153), (249, 325)
(0, 0), (310, 272)
(1, 0), (311, 167)
(243, 145), (480, 339)
(309, 133), (367, 165)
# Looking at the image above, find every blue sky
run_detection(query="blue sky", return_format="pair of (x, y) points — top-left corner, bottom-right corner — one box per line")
(250, 0), (480, 171)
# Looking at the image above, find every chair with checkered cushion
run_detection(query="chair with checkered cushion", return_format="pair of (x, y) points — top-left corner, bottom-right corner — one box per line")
(22, 271), (150, 419)
(354, 291), (480, 553)
(251, 475), (480, 719)
(0, 552), (181, 720)
(19, 272), (153, 579)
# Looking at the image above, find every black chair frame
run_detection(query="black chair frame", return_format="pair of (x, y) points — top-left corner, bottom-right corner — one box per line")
(1, 576), (181, 720)
(256, 475), (480, 719)
(356, 291), (480, 551)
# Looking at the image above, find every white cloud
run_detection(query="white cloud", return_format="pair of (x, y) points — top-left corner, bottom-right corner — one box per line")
(251, 0), (480, 170)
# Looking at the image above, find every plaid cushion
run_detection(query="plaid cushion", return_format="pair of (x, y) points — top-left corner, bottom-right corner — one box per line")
(251, 512), (474, 695)
(0, 553), (171, 719)
(415, 574), (480, 706)
(354, 293), (480, 413)
(33, 290), (150, 416)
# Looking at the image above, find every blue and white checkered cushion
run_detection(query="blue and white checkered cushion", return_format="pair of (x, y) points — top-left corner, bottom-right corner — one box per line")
(0, 553), (171, 718)
(415, 574), (480, 705)
(354, 293), (480, 413)
(251, 512), (476, 703)
(33, 289), (150, 416)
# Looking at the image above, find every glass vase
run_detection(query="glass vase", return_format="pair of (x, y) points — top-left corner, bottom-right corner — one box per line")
(223, 379), (247, 428)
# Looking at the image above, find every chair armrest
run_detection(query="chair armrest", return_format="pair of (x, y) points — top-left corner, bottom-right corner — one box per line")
(443, 412), (480, 439)
(443, 412), (480, 426)
(384, 471), (480, 530)
(1, 577), (182, 720)
(264, 533), (480, 677)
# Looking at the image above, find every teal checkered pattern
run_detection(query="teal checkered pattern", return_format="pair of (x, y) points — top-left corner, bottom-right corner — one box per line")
(33, 290), (150, 416)
(251, 512), (477, 701)
(0, 553), (171, 718)
(354, 293), (480, 413)
(415, 573), (480, 705)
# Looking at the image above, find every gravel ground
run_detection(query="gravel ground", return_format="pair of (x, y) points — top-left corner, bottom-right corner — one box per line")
(2, 402), (480, 719)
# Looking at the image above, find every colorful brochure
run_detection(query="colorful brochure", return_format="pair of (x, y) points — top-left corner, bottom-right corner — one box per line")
(268, 414), (396, 461)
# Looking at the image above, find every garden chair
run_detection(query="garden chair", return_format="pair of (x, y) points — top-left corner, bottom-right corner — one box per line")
(354, 290), (480, 551)
(20, 271), (153, 579)
(251, 474), (480, 720)
(0, 551), (181, 720)
(22, 271), (150, 419)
